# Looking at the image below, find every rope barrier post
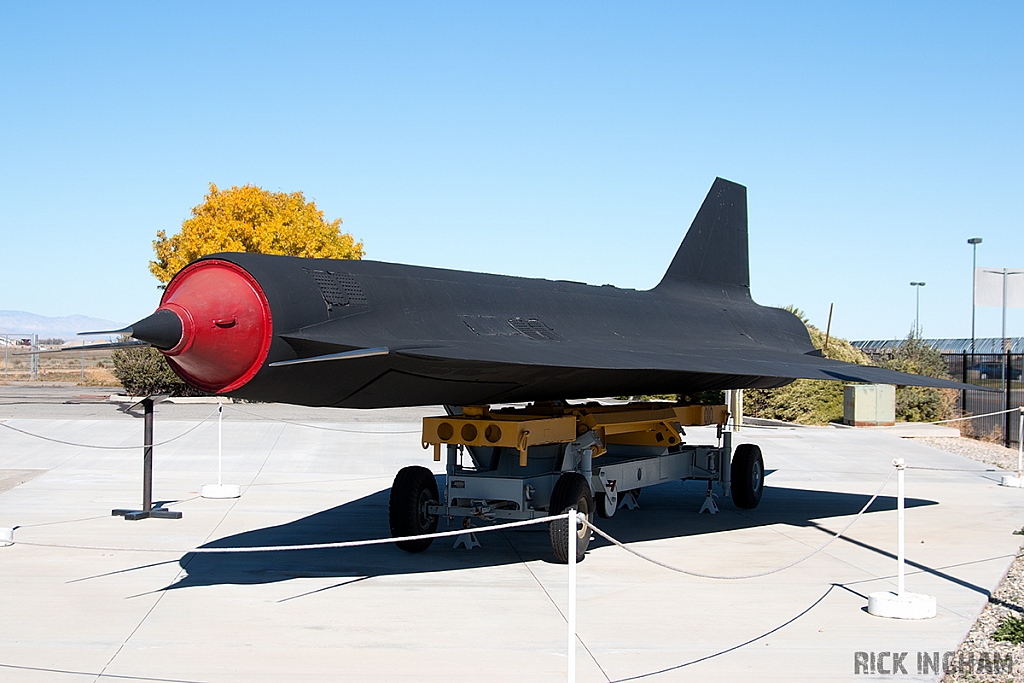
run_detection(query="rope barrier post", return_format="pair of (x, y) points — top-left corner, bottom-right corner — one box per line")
(112, 396), (182, 520)
(202, 401), (240, 498)
(1000, 406), (1024, 488)
(897, 460), (905, 595)
(868, 459), (935, 619)
(567, 507), (577, 683)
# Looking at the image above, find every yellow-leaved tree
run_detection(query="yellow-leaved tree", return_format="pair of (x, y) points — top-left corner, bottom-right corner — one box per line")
(150, 183), (363, 284)
(118, 184), (363, 396)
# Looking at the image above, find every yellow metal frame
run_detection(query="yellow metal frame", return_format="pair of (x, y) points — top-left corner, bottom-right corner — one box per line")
(421, 402), (727, 466)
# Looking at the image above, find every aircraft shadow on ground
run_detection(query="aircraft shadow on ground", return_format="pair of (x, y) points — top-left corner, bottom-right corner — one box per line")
(167, 477), (935, 591)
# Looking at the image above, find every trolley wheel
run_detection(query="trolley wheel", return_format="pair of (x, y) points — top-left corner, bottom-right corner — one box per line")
(731, 443), (764, 509)
(389, 466), (440, 553)
(548, 472), (594, 563)
(595, 490), (616, 519)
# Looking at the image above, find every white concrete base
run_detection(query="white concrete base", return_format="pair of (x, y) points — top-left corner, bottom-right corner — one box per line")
(1000, 475), (1024, 488)
(867, 591), (937, 619)
(201, 483), (241, 499)
(0, 527), (12, 547)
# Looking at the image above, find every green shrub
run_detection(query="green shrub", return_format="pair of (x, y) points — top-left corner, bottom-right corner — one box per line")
(679, 390), (726, 405)
(621, 390), (726, 404)
(745, 309), (872, 425)
(993, 616), (1024, 645)
(111, 345), (208, 397)
(875, 329), (955, 422)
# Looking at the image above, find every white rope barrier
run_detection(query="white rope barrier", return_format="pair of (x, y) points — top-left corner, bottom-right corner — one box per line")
(0, 407), (220, 449)
(6, 515), (555, 554)
(0, 403), (424, 450)
(5, 509), (583, 683)
(224, 405), (422, 434)
(585, 467), (896, 580)
(927, 406), (1023, 425)
(7, 467), (895, 581)
(0, 463), (933, 680)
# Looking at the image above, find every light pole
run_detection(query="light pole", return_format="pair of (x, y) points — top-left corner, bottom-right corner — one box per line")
(910, 282), (926, 337)
(968, 238), (982, 353)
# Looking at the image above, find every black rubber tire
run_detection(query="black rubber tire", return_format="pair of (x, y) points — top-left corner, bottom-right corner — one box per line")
(389, 466), (440, 553)
(548, 472), (594, 563)
(595, 491), (615, 519)
(731, 443), (764, 509)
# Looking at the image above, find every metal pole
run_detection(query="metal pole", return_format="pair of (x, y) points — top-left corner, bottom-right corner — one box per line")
(961, 350), (967, 418)
(971, 244), (976, 352)
(895, 459), (906, 595)
(1006, 349), (1012, 449)
(910, 283), (925, 337)
(969, 238), (981, 353)
(1017, 407), (1022, 480)
(81, 345), (85, 384)
(30, 333), (38, 381)
(735, 389), (743, 432)
(917, 286), (925, 335)
(3, 335), (7, 380)
(217, 403), (223, 486)
(1002, 269), (1009, 353)
(1001, 271), (1009, 441)
(143, 398), (154, 512)
(567, 508), (577, 683)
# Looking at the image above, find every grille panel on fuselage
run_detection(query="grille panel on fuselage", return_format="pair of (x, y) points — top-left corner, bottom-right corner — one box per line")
(304, 269), (368, 309)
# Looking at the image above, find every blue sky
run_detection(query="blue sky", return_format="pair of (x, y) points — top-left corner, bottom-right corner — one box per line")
(1, 2), (1021, 341)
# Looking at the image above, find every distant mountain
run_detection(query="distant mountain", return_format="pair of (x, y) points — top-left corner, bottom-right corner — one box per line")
(0, 310), (126, 342)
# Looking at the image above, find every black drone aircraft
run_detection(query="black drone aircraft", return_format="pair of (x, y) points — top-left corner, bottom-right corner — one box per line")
(82, 178), (979, 561)
(107, 178), (966, 404)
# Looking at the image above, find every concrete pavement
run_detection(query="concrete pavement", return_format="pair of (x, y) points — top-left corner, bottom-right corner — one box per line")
(1, 389), (1023, 681)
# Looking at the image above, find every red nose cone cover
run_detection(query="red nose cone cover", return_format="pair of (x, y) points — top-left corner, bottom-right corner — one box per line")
(158, 259), (273, 394)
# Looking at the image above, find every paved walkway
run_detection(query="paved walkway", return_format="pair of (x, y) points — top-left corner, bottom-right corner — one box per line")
(1, 391), (1023, 681)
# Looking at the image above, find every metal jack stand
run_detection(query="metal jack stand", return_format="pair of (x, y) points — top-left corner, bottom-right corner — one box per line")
(618, 490), (640, 510)
(112, 395), (182, 521)
(698, 481), (719, 514)
(453, 518), (481, 550)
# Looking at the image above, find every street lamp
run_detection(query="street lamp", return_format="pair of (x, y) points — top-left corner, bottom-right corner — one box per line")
(910, 282), (926, 337)
(968, 238), (982, 353)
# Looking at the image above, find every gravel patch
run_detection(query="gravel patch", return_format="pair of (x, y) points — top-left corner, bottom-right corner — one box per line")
(912, 436), (1022, 473)
(939, 547), (1024, 683)
(909, 436), (1024, 682)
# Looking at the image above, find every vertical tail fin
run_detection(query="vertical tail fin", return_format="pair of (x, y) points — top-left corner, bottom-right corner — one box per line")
(656, 178), (749, 292)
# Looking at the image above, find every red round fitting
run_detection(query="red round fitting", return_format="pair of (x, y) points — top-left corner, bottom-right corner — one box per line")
(157, 259), (273, 394)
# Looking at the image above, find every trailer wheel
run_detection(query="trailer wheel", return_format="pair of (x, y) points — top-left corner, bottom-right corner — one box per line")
(596, 490), (616, 519)
(548, 473), (594, 563)
(389, 466), (440, 552)
(731, 444), (764, 509)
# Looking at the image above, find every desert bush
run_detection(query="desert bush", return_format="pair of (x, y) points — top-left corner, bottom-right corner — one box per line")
(111, 345), (207, 397)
